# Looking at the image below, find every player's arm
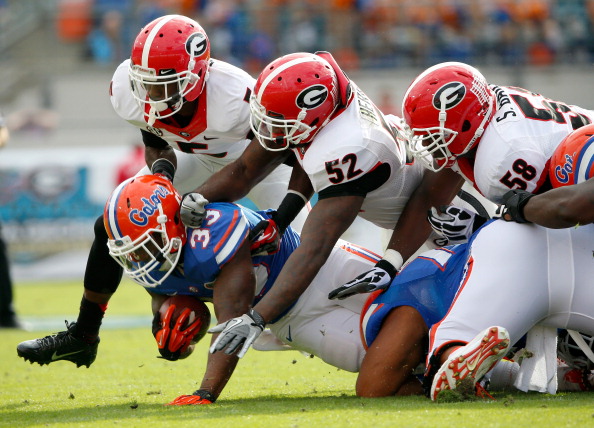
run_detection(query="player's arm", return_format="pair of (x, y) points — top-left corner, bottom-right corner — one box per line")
(196, 238), (256, 399)
(502, 178), (594, 227)
(356, 306), (427, 397)
(329, 167), (464, 300)
(196, 137), (289, 202)
(141, 129), (177, 181)
(279, 158), (314, 232)
(386, 168), (464, 261)
(250, 159), (314, 256)
(254, 193), (364, 323)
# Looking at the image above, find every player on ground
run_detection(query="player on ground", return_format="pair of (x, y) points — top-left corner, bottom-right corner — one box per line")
(177, 52), (494, 359)
(336, 61), (594, 298)
(354, 218), (594, 399)
(100, 175), (374, 404)
(16, 14), (311, 368)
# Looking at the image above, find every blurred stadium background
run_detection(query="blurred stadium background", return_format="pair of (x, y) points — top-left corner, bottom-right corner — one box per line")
(1, 0), (593, 282)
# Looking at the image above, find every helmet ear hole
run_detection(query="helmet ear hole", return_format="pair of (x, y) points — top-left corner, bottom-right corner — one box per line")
(461, 120), (471, 132)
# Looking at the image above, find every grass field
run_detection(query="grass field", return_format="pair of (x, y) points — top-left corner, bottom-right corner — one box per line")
(2, 279), (594, 427)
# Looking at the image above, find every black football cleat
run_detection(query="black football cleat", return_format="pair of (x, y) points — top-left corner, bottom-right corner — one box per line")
(16, 321), (99, 368)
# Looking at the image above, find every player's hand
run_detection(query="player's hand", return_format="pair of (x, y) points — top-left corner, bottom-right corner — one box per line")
(249, 218), (281, 256)
(166, 389), (216, 405)
(427, 205), (489, 245)
(495, 189), (535, 223)
(208, 309), (265, 358)
(328, 259), (398, 300)
(180, 193), (208, 228)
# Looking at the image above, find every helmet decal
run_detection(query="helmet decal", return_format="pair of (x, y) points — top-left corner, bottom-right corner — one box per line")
(186, 32), (208, 57)
(250, 52), (340, 151)
(129, 185), (171, 226)
(296, 85), (329, 109)
(433, 82), (466, 110)
(550, 124), (594, 188)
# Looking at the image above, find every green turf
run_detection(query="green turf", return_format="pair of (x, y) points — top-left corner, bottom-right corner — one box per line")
(2, 280), (594, 427)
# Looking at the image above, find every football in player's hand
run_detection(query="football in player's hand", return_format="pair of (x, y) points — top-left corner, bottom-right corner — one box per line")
(155, 295), (211, 360)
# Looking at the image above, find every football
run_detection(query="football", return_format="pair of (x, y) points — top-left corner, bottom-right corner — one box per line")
(155, 295), (211, 360)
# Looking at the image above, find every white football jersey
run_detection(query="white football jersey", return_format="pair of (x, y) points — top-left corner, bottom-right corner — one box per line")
(110, 58), (254, 157)
(294, 84), (426, 229)
(454, 85), (594, 203)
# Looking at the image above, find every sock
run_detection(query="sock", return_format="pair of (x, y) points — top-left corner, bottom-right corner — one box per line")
(74, 297), (107, 343)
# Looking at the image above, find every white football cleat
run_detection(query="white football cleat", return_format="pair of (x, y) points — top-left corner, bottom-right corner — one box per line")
(430, 326), (511, 401)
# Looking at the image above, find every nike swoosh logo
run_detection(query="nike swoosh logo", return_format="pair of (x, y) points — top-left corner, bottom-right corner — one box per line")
(52, 350), (85, 361)
(258, 229), (277, 242)
(285, 325), (292, 342)
(203, 136), (218, 140)
(225, 318), (243, 331)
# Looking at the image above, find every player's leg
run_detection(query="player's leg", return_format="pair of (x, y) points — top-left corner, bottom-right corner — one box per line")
(426, 221), (549, 399)
(267, 246), (374, 371)
(17, 215), (116, 367)
(542, 225), (594, 337)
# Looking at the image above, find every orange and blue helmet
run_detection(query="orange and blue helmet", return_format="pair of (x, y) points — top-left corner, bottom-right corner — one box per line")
(104, 174), (186, 287)
(549, 124), (594, 188)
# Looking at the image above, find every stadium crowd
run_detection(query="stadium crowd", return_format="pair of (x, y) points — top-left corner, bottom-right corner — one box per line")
(62, 0), (594, 72)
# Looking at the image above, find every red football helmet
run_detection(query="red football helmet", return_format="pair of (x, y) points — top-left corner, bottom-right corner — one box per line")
(549, 124), (594, 188)
(402, 62), (495, 171)
(250, 52), (340, 151)
(104, 175), (186, 287)
(128, 14), (210, 125)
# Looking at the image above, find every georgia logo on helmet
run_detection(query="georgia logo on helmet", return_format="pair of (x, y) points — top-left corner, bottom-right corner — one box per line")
(128, 14), (211, 126)
(104, 174), (186, 288)
(249, 52), (341, 151)
(402, 62), (495, 172)
(549, 123), (594, 188)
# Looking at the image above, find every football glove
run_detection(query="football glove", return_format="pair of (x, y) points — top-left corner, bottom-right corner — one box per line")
(166, 389), (216, 405)
(208, 309), (265, 358)
(180, 193), (209, 228)
(495, 189), (535, 223)
(427, 205), (489, 245)
(328, 258), (398, 300)
(249, 218), (281, 256)
(152, 305), (203, 361)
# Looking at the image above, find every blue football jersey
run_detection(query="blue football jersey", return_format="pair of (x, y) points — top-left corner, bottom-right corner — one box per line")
(361, 243), (471, 348)
(146, 203), (300, 314)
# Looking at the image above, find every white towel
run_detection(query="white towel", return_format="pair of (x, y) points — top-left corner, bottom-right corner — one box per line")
(513, 325), (558, 394)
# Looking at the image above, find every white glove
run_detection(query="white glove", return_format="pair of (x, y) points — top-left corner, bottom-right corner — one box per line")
(180, 193), (209, 228)
(208, 309), (265, 358)
(427, 205), (488, 245)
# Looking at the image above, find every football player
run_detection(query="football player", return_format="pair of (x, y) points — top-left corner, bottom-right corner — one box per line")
(499, 123), (594, 227)
(175, 52), (495, 360)
(101, 175), (374, 404)
(356, 217), (594, 400)
(337, 61), (594, 298)
(16, 14), (312, 368)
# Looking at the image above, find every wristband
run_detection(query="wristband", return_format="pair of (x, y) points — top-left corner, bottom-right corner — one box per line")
(151, 158), (176, 182)
(382, 249), (404, 271)
(274, 192), (309, 233)
(191, 389), (216, 403)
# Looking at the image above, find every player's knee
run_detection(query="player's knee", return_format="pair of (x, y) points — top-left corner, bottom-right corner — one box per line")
(320, 334), (365, 373)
